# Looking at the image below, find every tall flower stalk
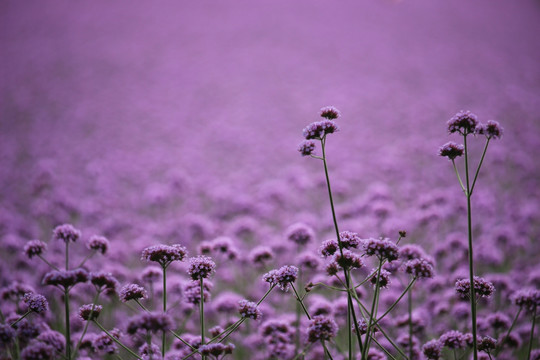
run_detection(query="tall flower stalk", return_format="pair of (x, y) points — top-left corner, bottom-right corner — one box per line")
(439, 111), (503, 360)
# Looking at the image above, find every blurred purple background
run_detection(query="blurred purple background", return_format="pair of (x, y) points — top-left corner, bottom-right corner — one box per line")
(1, 0), (539, 240)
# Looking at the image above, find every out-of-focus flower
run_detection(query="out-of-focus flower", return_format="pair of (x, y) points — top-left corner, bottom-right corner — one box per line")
(53, 224), (81, 243)
(24, 240), (47, 258)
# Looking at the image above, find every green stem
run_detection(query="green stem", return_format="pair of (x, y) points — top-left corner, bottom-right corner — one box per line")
(495, 307), (521, 354)
(200, 278), (206, 360)
(452, 159), (466, 194)
(9, 310), (31, 327)
(73, 291), (101, 358)
(470, 138), (490, 196)
(65, 289), (71, 360)
(291, 284), (311, 320)
(408, 288), (413, 360)
(320, 137), (363, 353)
(162, 266), (167, 358)
(362, 260), (382, 359)
(38, 254), (60, 271)
(464, 134), (478, 360)
(66, 241), (69, 270)
(93, 321), (142, 359)
(528, 307), (537, 360)
(77, 251), (95, 269)
(375, 278), (416, 325)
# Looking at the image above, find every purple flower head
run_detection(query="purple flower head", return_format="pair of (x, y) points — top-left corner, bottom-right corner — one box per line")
(478, 336), (497, 352)
(455, 276), (495, 299)
(319, 106), (341, 120)
(37, 330), (66, 353)
(21, 342), (55, 360)
(307, 315), (338, 342)
(476, 120), (503, 139)
(86, 235), (109, 254)
(298, 252), (321, 270)
(447, 110), (479, 135)
(438, 142), (464, 160)
(53, 224), (81, 243)
(335, 250), (364, 270)
(139, 343), (160, 360)
(187, 255), (216, 280)
(1, 282), (35, 301)
(319, 239), (339, 258)
(422, 339), (442, 360)
(90, 272), (119, 293)
(238, 299), (262, 320)
(184, 280), (212, 305)
(263, 265), (298, 291)
(512, 288), (540, 312)
(23, 292), (49, 313)
(325, 261), (340, 276)
(486, 312), (511, 330)
(439, 330), (466, 349)
(24, 240), (47, 258)
(405, 258), (435, 279)
(141, 244), (187, 268)
(43, 269), (88, 289)
(399, 244), (427, 260)
(362, 237), (399, 261)
(127, 312), (173, 335)
(298, 140), (316, 156)
(119, 284), (148, 303)
(302, 120), (339, 140)
(285, 222), (315, 246)
(249, 246), (274, 267)
(369, 268), (391, 288)
(93, 328), (121, 354)
(339, 231), (361, 249)
(199, 343), (230, 357)
(78, 304), (102, 321)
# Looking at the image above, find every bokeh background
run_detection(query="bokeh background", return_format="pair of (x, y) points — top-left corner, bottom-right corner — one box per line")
(1, 1), (540, 358)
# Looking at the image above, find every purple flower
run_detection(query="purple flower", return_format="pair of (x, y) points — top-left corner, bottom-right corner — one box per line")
(249, 246), (274, 266)
(422, 339), (442, 359)
(184, 280), (212, 305)
(24, 240), (47, 258)
(335, 250), (364, 270)
(238, 299), (262, 320)
(139, 343), (160, 359)
(119, 284), (148, 303)
(362, 237), (399, 261)
(78, 304), (102, 321)
(187, 256), (216, 280)
(447, 110), (479, 135)
(23, 292), (49, 313)
(307, 315), (338, 342)
(285, 222), (315, 245)
(438, 141), (464, 160)
(302, 120), (339, 140)
(439, 330), (466, 349)
(405, 258), (435, 279)
(93, 328), (121, 354)
(319, 106), (341, 120)
(263, 265), (298, 291)
(127, 312), (173, 335)
(90, 272), (119, 293)
(298, 140), (316, 156)
(455, 276), (495, 299)
(21, 342), (55, 360)
(141, 266), (162, 283)
(0, 324), (16, 345)
(141, 244), (187, 267)
(43, 269), (88, 289)
(476, 120), (503, 139)
(512, 288), (540, 312)
(339, 231), (361, 249)
(87, 235), (109, 254)
(319, 239), (339, 258)
(37, 330), (66, 353)
(369, 268), (391, 288)
(478, 336), (497, 352)
(53, 224), (81, 243)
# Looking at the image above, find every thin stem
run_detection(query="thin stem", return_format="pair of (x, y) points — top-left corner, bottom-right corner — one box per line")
(77, 251), (95, 269)
(38, 254), (60, 271)
(528, 307), (537, 360)
(470, 138), (491, 196)
(135, 299), (151, 313)
(93, 321), (142, 359)
(375, 278), (417, 325)
(66, 241), (69, 270)
(292, 343), (313, 360)
(362, 260), (382, 359)
(73, 291), (101, 358)
(168, 330), (198, 351)
(464, 134), (478, 360)
(291, 284), (311, 320)
(320, 137), (363, 353)
(65, 289), (71, 360)
(495, 307), (522, 355)
(9, 310), (31, 327)
(162, 266), (167, 358)
(371, 337), (397, 360)
(408, 289), (413, 360)
(452, 159), (467, 194)
(200, 278), (206, 360)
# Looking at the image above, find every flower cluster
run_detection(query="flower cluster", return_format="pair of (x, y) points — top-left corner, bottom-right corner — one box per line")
(78, 304), (103, 321)
(447, 110), (478, 135)
(362, 237), (399, 261)
(438, 141), (464, 160)
(23, 240), (47, 258)
(22, 293), (49, 313)
(263, 265), (299, 291)
(53, 224), (81, 243)
(307, 315), (338, 342)
(238, 299), (262, 320)
(187, 255), (216, 280)
(119, 284), (148, 303)
(455, 276), (495, 299)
